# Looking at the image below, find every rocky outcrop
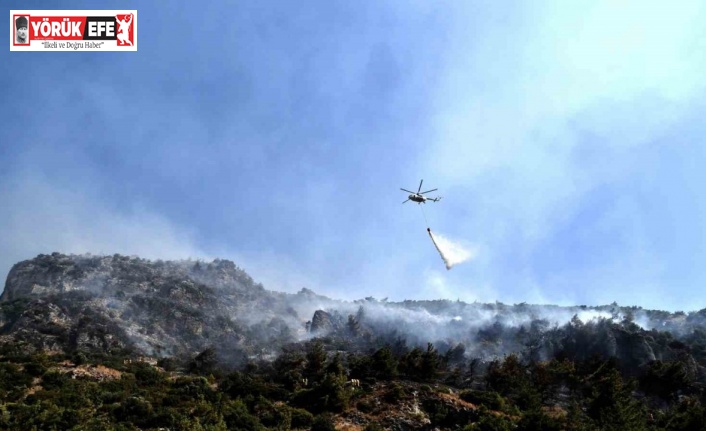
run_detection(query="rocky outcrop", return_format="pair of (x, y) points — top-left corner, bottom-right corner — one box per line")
(0, 253), (298, 360)
(1, 253), (87, 302)
(310, 310), (334, 334)
(337, 381), (480, 431)
(309, 309), (349, 335)
(1, 253), (264, 303)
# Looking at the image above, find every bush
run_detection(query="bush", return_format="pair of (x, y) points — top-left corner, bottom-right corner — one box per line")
(357, 399), (375, 413)
(464, 406), (515, 431)
(157, 356), (180, 372)
(0, 362), (33, 400)
(222, 399), (264, 431)
(460, 390), (506, 412)
(290, 407), (314, 429)
(422, 398), (451, 426)
(311, 413), (337, 431)
(73, 352), (88, 366)
(384, 383), (407, 403)
(40, 370), (70, 391)
(100, 391), (124, 404)
(23, 361), (47, 377)
(113, 396), (154, 426)
(255, 397), (291, 429)
(134, 363), (166, 386)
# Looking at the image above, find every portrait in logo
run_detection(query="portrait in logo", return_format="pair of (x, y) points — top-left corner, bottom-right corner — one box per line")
(115, 13), (133, 46)
(15, 16), (29, 44)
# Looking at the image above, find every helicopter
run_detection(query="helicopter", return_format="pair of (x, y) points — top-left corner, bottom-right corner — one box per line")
(401, 179), (442, 204)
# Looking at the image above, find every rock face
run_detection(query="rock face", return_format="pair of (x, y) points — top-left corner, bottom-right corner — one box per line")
(310, 310), (334, 334)
(309, 309), (351, 335)
(1, 253), (86, 302)
(0, 253), (302, 360)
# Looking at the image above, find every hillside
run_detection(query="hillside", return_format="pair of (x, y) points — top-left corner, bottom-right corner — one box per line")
(2, 253), (706, 429)
(2, 253), (706, 370)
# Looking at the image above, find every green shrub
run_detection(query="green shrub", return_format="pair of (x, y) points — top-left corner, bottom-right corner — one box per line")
(221, 399), (264, 431)
(41, 370), (70, 391)
(423, 398), (451, 426)
(384, 383), (407, 403)
(311, 413), (337, 431)
(0, 362), (33, 400)
(23, 361), (47, 377)
(290, 407), (314, 429)
(255, 396), (291, 429)
(460, 390), (506, 411)
(134, 363), (166, 386)
(113, 396), (154, 426)
(464, 406), (515, 431)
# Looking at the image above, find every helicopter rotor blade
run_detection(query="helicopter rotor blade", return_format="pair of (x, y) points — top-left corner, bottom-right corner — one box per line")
(402, 199), (410, 204)
(419, 189), (438, 194)
(417, 179), (423, 193)
(400, 188), (416, 194)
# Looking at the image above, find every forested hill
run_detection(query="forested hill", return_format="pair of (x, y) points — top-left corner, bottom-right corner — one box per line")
(2, 253), (706, 429)
(2, 252), (706, 372)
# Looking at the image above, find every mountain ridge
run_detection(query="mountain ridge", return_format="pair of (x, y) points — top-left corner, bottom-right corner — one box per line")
(2, 252), (706, 380)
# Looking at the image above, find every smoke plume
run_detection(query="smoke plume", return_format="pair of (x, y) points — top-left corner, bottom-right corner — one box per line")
(427, 228), (475, 270)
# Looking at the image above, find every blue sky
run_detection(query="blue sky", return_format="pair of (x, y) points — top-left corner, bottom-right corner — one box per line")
(2, 1), (706, 311)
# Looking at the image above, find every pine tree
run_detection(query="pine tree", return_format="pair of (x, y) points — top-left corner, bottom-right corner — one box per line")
(421, 343), (441, 381)
(326, 352), (345, 378)
(586, 367), (646, 430)
(347, 315), (361, 337)
(371, 346), (398, 379)
(304, 342), (327, 383)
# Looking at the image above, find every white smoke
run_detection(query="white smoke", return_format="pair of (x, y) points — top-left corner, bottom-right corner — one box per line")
(575, 310), (613, 323)
(427, 228), (476, 270)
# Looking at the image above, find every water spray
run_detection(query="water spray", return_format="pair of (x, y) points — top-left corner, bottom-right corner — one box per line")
(427, 227), (474, 270)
